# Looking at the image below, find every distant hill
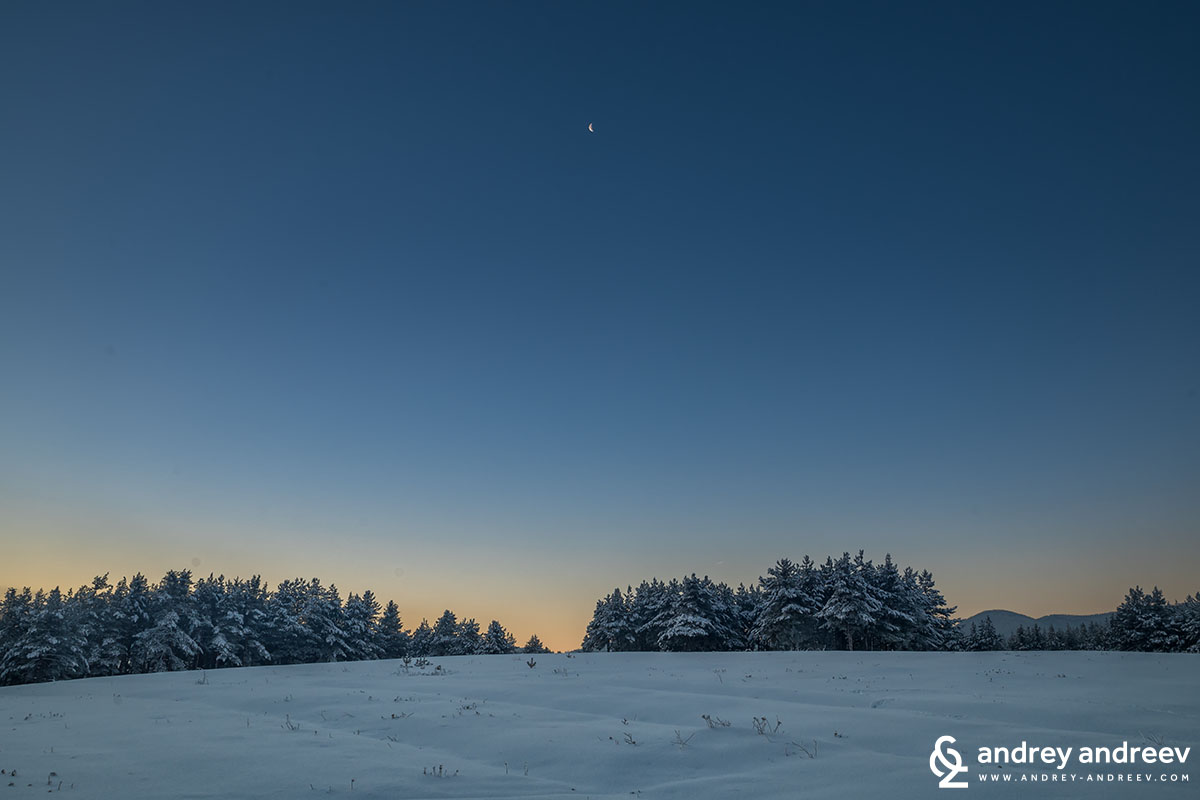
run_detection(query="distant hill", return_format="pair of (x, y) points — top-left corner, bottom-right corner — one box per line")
(960, 609), (1113, 639)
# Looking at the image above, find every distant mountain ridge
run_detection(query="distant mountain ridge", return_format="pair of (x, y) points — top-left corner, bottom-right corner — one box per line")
(960, 609), (1114, 639)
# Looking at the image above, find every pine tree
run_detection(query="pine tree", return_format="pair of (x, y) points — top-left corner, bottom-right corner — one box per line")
(69, 575), (115, 675)
(132, 571), (200, 673)
(1180, 593), (1200, 653)
(977, 616), (1003, 650)
(522, 633), (550, 654)
(0, 588), (34, 685)
(1112, 585), (1176, 652)
(376, 601), (410, 659)
(457, 618), (483, 655)
(192, 574), (241, 668)
(343, 591), (383, 661)
(869, 554), (919, 650)
(409, 619), (434, 657)
(733, 583), (762, 649)
(105, 574), (153, 674)
(305, 580), (350, 662)
(750, 559), (819, 651)
(581, 588), (635, 652)
(480, 620), (517, 654)
(816, 553), (881, 651)
(629, 579), (673, 651)
(657, 574), (735, 652)
(431, 610), (460, 656)
(264, 578), (315, 663)
(912, 569), (957, 650)
(0, 588), (89, 684)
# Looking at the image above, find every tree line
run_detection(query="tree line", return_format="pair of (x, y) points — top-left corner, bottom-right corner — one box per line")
(963, 586), (1200, 653)
(581, 551), (958, 652)
(0, 570), (550, 686)
(582, 553), (1200, 654)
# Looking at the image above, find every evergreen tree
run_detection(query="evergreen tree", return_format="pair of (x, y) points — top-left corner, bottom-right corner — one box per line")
(750, 559), (819, 650)
(522, 633), (550, 654)
(657, 574), (735, 652)
(976, 616), (1004, 650)
(581, 588), (635, 652)
(480, 620), (517, 654)
(629, 579), (673, 651)
(69, 575), (116, 675)
(431, 610), (461, 656)
(1179, 593), (1200, 653)
(132, 571), (200, 673)
(912, 569), (957, 650)
(1112, 585), (1175, 652)
(105, 574), (154, 674)
(343, 591), (383, 661)
(733, 583), (762, 649)
(192, 574), (241, 668)
(409, 619), (434, 657)
(0, 588), (35, 685)
(458, 618), (483, 655)
(869, 554), (919, 650)
(305, 580), (350, 662)
(0, 588), (88, 684)
(264, 578), (315, 663)
(375, 601), (409, 659)
(816, 553), (881, 651)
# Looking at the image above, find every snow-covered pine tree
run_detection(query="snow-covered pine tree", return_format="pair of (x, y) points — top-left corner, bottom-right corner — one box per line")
(733, 583), (762, 649)
(522, 633), (550, 654)
(191, 574), (240, 669)
(1008, 625), (1028, 650)
(0, 588), (89, 684)
(375, 600), (410, 659)
(646, 578), (683, 651)
(749, 558), (819, 650)
(1179, 593), (1200, 653)
(869, 554), (919, 650)
(580, 596), (609, 652)
(409, 619), (434, 657)
(457, 618), (483, 655)
(343, 591), (383, 661)
(796, 555), (831, 648)
(480, 620), (516, 654)
(629, 579), (673, 651)
(264, 578), (314, 663)
(305, 580), (350, 662)
(977, 615), (1004, 650)
(1113, 586), (1154, 651)
(104, 574), (153, 674)
(925, 570), (959, 650)
(67, 575), (114, 676)
(1029, 623), (1046, 650)
(0, 588), (35, 685)
(711, 580), (744, 650)
(431, 610), (461, 656)
(132, 571), (201, 673)
(230, 575), (271, 667)
(657, 574), (728, 652)
(580, 588), (635, 652)
(131, 603), (198, 672)
(816, 552), (881, 651)
(1144, 587), (1182, 652)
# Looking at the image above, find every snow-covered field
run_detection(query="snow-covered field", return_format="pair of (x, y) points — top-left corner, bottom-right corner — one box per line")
(0, 651), (1194, 799)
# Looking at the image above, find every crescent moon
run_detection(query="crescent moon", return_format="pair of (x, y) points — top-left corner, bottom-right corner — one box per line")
(588, 122), (594, 132)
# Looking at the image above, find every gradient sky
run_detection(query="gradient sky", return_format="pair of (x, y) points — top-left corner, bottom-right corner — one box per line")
(2, 1), (1198, 650)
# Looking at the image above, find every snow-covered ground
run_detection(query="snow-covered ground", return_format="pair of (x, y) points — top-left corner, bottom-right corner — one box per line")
(0, 651), (1194, 798)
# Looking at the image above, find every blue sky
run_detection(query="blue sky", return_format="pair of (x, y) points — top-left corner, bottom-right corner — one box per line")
(2, 1), (1197, 647)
